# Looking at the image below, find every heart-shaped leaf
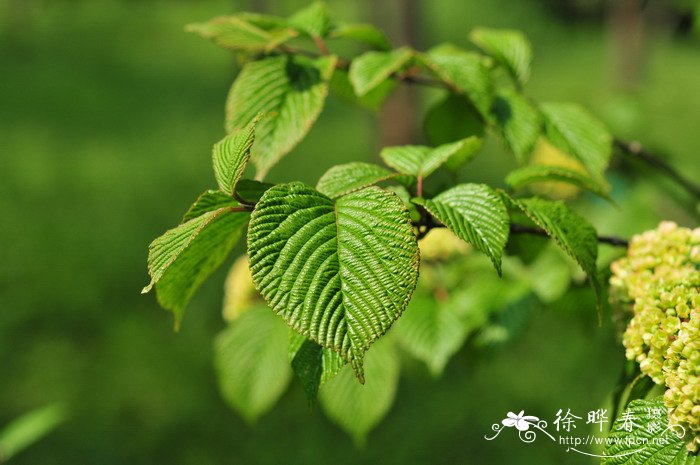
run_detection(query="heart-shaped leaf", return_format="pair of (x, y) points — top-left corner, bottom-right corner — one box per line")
(247, 183), (419, 381)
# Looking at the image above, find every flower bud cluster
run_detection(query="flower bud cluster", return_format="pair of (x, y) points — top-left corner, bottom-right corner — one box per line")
(610, 221), (700, 451)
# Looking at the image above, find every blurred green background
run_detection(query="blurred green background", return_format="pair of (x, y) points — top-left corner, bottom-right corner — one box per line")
(1, 0), (699, 463)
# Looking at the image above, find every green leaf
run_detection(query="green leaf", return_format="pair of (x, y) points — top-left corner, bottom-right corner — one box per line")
(474, 293), (536, 348)
(143, 207), (248, 327)
(505, 164), (611, 200)
(247, 183), (419, 381)
(186, 15), (296, 52)
(182, 190), (239, 222)
(0, 403), (67, 461)
(316, 162), (396, 199)
(330, 68), (396, 111)
(512, 197), (600, 306)
(420, 44), (493, 117)
(423, 94), (485, 147)
(289, 331), (345, 402)
(470, 27), (531, 86)
(443, 136), (483, 172)
(602, 397), (697, 465)
(226, 54), (337, 179)
(380, 137), (481, 178)
(288, 1), (332, 38)
(329, 23), (390, 50)
(235, 179), (275, 204)
(614, 374), (657, 421)
(349, 47), (413, 97)
(540, 102), (612, 181)
(235, 12), (289, 31)
(491, 89), (541, 163)
(524, 242), (572, 303)
(213, 115), (260, 195)
(214, 306), (292, 423)
(393, 295), (467, 377)
(414, 184), (509, 273)
(319, 336), (399, 445)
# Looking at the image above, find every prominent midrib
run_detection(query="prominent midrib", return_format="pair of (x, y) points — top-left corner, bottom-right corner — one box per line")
(332, 202), (352, 362)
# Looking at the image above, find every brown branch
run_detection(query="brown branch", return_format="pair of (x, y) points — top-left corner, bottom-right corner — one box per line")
(278, 46), (697, 201)
(414, 214), (629, 248)
(614, 138), (700, 200)
(271, 46), (693, 222)
(509, 224), (629, 247)
(277, 46), (448, 89)
(233, 191), (256, 208)
(229, 205), (254, 213)
(313, 36), (330, 55)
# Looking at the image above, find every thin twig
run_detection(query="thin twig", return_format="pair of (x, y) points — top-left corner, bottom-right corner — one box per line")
(509, 224), (629, 247)
(413, 215), (629, 247)
(614, 138), (700, 200)
(229, 205), (254, 213)
(278, 46), (696, 201)
(233, 191), (256, 208)
(313, 36), (330, 55)
(277, 46), (447, 89)
(272, 46), (691, 224)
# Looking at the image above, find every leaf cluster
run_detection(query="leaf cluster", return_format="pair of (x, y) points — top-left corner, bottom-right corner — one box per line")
(142, 1), (622, 443)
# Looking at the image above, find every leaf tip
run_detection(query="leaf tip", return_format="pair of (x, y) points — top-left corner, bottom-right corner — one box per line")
(184, 22), (205, 35)
(172, 315), (182, 332)
(350, 360), (366, 385)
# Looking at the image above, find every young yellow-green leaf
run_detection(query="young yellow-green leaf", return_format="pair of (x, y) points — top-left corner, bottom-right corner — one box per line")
(393, 295), (467, 377)
(512, 197), (601, 306)
(214, 306), (292, 423)
(491, 89), (541, 163)
(603, 397), (697, 465)
(349, 47), (413, 97)
(540, 102), (612, 181)
(247, 183), (419, 381)
(506, 164), (612, 201)
(319, 336), (399, 445)
(414, 184), (509, 274)
(329, 23), (390, 50)
(222, 254), (257, 322)
(226, 54), (337, 179)
(470, 27), (531, 86)
(289, 331), (345, 402)
(0, 403), (67, 461)
(288, 1), (332, 38)
(186, 15), (296, 52)
(182, 190), (239, 222)
(316, 162), (396, 199)
(420, 44), (493, 117)
(143, 207), (249, 327)
(213, 116), (260, 195)
(380, 137), (481, 178)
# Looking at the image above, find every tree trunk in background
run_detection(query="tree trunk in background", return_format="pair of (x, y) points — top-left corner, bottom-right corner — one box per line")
(608, 0), (645, 90)
(369, 0), (422, 146)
